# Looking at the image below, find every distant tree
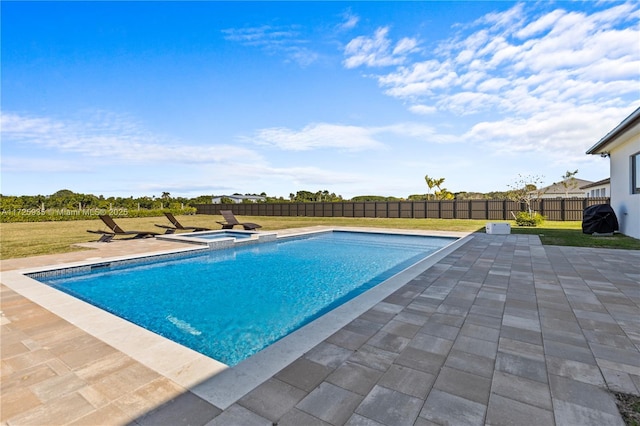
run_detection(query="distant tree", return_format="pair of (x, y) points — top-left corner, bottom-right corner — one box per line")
(316, 190), (342, 202)
(435, 188), (454, 200)
(351, 195), (401, 202)
(52, 189), (75, 198)
(507, 174), (545, 219)
(136, 196), (155, 209)
(454, 192), (489, 200)
(352, 195), (384, 202)
(290, 190), (315, 202)
(265, 195), (288, 203)
(560, 170), (579, 197)
(161, 192), (171, 200)
(0, 195), (23, 210)
(188, 195), (214, 205)
(289, 190), (342, 202)
(486, 191), (510, 199)
(407, 194), (428, 201)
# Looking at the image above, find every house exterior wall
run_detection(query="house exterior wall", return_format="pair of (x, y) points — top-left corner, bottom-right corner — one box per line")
(535, 178), (595, 199)
(609, 129), (640, 239)
(584, 184), (610, 198)
(538, 189), (588, 199)
(587, 108), (640, 240)
(212, 195), (266, 204)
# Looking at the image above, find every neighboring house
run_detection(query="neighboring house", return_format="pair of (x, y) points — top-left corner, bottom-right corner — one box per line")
(535, 178), (595, 199)
(580, 178), (610, 198)
(586, 107), (640, 240)
(212, 194), (266, 204)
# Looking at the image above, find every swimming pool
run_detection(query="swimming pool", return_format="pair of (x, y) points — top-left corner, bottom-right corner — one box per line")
(34, 230), (456, 366)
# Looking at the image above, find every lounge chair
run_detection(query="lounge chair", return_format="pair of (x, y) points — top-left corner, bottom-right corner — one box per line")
(216, 210), (262, 230)
(87, 215), (172, 242)
(155, 212), (211, 232)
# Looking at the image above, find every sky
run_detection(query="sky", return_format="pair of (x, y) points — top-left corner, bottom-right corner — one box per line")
(2, 1), (639, 199)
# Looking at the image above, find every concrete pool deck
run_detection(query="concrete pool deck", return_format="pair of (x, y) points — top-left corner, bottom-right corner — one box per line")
(1, 228), (639, 425)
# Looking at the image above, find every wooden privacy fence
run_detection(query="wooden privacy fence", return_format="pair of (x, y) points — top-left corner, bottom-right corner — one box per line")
(196, 198), (610, 221)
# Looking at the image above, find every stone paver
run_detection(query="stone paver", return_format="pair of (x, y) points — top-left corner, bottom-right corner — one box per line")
(2, 233), (639, 425)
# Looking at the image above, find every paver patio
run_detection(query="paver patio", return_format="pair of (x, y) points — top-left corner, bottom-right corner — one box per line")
(1, 232), (639, 425)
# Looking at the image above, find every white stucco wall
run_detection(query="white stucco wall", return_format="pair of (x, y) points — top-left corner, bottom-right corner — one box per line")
(584, 184), (610, 198)
(608, 124), (640, 240)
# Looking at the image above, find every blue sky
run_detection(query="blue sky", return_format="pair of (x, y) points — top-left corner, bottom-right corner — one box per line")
(2, 1), (639, 199)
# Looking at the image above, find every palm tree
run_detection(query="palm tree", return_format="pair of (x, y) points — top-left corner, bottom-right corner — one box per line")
(425, 175), (436, 200)
(425, 175), (449, 200)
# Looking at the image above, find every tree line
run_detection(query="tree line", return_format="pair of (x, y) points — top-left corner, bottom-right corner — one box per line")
(1, 187), (531, 212)
(3, 172), (564, 212)
(0, 189), (213, 211)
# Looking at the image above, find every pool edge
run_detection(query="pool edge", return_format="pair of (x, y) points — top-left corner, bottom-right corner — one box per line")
(190, 231), (473, 409)
(1, 228), (473, 410)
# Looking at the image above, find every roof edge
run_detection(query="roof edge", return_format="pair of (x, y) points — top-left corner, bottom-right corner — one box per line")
(580, 178), (610, 189)
(586, 107), (640, 154)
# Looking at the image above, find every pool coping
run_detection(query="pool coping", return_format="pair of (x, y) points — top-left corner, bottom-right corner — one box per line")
(156, 229), (278, 248)
(1, 227), (473, 410)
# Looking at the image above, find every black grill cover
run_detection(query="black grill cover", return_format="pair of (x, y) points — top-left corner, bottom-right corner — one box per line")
(582, 204), (619, 234)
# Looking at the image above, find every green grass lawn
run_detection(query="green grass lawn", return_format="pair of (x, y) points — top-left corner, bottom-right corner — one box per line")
(511, 225), (640, 250)
(1, 215), (638, 260)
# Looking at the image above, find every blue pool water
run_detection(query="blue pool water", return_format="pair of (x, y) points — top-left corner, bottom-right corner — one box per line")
(39, 231), (454, 366)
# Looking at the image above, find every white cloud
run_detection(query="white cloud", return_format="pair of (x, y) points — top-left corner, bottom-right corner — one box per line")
(338, 11), (359, 31)
(375, 122), (437, 139)
(379, 60), (458, 97)
(287, 48), (319, 67)
(442, 91), (511, 115)
(358, 1), (639, 126)
(1, 112), (263, 165)
(476, 77), (510, 92)
(270, 165), (365, 186)
(0, 156), (91, 173)
(251, 123), (386, 151)
(408, 104), (437, 115)
(343, 27), (419, 68)
(197, 162), (372, 195)
(393, 37), (419, 55)
(478, 2), (525, 30)
(222, 25), (302, 47)
(250, 121), (443, 152)
(222, 24), (318, 67)
(463, 105), (638, 163)
(516, 9), (565, 39)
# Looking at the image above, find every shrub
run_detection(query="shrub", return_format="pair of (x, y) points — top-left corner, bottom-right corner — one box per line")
(513, 211), (545, 227)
